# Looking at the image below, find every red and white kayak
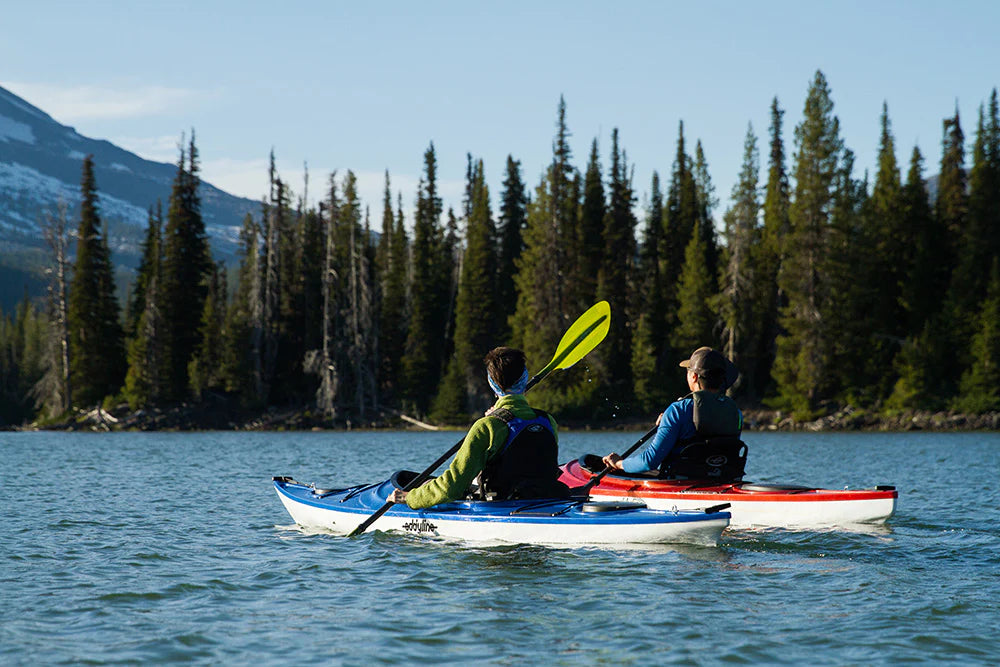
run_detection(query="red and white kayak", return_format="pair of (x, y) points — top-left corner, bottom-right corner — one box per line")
(559, 456), (897, 530)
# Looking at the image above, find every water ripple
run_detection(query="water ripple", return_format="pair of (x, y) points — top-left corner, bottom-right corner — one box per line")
(2, 431), (999, 664)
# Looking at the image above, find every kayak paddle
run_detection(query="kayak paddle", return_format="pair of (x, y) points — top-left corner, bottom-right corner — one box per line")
(347, 300), (612, 537)
(576, 424), (658, 495)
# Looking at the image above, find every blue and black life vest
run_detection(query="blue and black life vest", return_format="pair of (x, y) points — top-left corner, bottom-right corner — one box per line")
(476, 407), (570, 500)
(661, 391), (748, 481)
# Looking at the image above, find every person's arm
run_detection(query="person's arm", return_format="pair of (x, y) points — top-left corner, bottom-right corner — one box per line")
(619, 401), (694, 473)
(404, 418), (498, 509)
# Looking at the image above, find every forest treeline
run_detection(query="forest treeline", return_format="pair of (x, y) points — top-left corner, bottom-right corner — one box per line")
(2, 71), (1000, 428)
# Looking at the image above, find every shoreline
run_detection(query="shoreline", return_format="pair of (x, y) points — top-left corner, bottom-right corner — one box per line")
(8, 398), (1000, 433)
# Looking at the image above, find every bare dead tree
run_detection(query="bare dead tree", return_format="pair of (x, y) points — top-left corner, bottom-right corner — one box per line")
(349, 207), (363, 417)
(362, 209), (380, 415)
(33, 200), (73, 414)
(261, 177), (282, 401)
(315, 173), (340, 418)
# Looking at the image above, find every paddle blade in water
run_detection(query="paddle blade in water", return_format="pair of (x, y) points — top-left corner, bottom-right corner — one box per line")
(539, 300), (611, 374)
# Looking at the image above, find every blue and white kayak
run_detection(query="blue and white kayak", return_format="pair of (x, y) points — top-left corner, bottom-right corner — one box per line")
(273, 471), (730, 546)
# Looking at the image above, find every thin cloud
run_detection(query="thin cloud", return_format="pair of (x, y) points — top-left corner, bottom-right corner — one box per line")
(201, 157), (271, 201)
(198, 158), (457, 225)
(111, 135), (185, 163)
(2, 81), (203, 121)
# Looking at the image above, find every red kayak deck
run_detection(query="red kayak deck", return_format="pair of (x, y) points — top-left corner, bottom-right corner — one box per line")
(560, 457), (897, 528)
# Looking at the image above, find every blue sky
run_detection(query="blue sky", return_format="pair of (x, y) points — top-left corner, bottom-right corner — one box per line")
(3, 1), (998, 226)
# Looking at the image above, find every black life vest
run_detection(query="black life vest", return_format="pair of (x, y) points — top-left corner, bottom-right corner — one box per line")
(661, 391), (748, 481)
(476, 407), (570, 500)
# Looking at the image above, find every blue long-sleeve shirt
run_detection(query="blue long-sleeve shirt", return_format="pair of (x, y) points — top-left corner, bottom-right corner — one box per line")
(620, 399), (698, 473)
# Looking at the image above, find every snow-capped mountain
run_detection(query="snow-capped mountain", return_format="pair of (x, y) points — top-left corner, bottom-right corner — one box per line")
(0, 84), (258, 307)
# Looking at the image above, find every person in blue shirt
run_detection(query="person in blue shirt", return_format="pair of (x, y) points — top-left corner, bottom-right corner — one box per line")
(602, 347), (742, 474)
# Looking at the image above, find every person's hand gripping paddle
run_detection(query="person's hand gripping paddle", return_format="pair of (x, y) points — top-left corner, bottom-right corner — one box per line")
(347, 301), (611, 536)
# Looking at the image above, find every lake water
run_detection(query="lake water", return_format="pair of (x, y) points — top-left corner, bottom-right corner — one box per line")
(2, 429), (999, 664)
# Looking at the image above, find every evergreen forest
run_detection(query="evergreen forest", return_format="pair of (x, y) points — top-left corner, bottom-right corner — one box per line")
(3, 71), (1000, 429)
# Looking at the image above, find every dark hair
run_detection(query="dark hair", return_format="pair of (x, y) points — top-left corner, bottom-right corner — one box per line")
(484, 347), (526, 389)
(695, 368), (727, 391)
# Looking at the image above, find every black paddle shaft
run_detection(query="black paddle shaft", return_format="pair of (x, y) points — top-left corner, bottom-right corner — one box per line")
(579, 425), (658, 494)
(347, 440), (463, 536)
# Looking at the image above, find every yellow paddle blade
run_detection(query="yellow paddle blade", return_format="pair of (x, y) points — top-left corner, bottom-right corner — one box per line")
(538, 301), (611, 375)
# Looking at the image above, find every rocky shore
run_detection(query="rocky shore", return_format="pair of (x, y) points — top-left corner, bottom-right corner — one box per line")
(11, 394), (1000, 433)
(742, 407), (1000, 432)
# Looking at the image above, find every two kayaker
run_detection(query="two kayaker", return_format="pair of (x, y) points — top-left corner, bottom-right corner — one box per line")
(602, 347), (743, 475)
(389, 346), (570, 508)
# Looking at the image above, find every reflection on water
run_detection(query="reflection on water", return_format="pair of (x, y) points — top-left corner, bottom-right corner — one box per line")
(729, 521), (895, 537)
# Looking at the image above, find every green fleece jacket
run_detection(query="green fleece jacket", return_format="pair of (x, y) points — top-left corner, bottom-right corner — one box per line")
(405, 394), (559, 509)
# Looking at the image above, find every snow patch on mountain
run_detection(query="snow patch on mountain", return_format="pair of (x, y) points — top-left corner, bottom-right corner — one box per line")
(1, 84), (255, 264)
(0, 114), (35, 144)
(0, 161), (149, 233)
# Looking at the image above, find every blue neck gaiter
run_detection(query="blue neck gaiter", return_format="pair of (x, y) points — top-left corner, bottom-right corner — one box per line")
(488, 367), (529, 397)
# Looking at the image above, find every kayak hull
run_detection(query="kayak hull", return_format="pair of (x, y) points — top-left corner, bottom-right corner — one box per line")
(273, 474), (730, 546)
(559, 458), (897, 529)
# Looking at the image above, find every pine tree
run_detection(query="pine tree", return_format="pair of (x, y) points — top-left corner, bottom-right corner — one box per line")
(954, 91), (1000, 319)
(899, 146), (948, 334)
(575, 139), (605, 313)
(270, 164), (308, 402)
(377, 172), (408, 405)
(663, 121), (699, 315)
(509, 98), (584, 414)
(757, 98), (791, 398)
(935, 109), (968, 265)
(496, 156), (526, 341)
(549, 96), (578, 319)
(672, 222), (718, 359)
(865, 102), (907, 398)
(160, 135), (212, 400)
(433, 159), (500, 421)
(124, 271), (165, 409)
(123, 206), (166, 409)
(595, 129), (636, 411)
(954, 259), (1000, 413)
(773, 71), (843, 416)
(720, 124), (761, 399)
(938, 91), (1000, 401)
(67, 155), (125, 406)
(188, 262), (227, 398)
(632, 171), (671, 412)
(823, 150), (873, 402)
(0, 295), (45, 425)
(887, 319), (945, 411)
(218, 213), (259, 400)
(402, 143), (447, 415)
(440, 207), (461, 371)
(693, 140), (720, 280)
(924, 109), (970, 402)
(127, 202), (164, 338)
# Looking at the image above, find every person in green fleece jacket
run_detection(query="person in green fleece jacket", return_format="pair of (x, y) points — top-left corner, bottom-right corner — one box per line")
(389, 346), (570, 509)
